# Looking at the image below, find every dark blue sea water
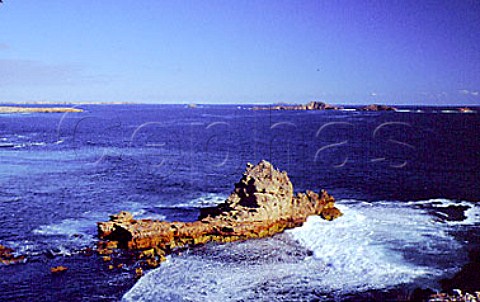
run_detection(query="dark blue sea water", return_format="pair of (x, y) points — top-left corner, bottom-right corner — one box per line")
(0, 105), (479, 301)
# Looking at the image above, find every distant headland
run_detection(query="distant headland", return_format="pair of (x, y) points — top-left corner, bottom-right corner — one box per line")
(0, 106), (83, 114)
(252, 101), (399, 112)
(251, 102), (477, 113)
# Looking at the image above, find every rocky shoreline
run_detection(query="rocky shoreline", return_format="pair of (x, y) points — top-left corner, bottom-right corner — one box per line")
(97, 160), (342, 270)
(0, 106), (83, 114)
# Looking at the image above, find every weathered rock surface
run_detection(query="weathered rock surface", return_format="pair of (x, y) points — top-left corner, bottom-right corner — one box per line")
(97, 161), (342, 267)
(359, 104), (397, 111)
(253, 101), (341, 111)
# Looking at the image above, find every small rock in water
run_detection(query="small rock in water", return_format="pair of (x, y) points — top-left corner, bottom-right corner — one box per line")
(0, 244), (26, 265)
(50, 266), (68, 274)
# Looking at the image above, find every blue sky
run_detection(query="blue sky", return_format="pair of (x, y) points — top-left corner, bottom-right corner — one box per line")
(0, 0), (479, 105)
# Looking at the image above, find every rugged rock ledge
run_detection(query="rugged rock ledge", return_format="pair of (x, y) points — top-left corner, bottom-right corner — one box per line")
(0, 106), (83, 114)
(97, 160), (342, 268)
(252, 101), (341, 111)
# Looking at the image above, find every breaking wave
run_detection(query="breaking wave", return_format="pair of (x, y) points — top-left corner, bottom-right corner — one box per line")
(169, 193), (227, 208)
(123, 198), (479, 301)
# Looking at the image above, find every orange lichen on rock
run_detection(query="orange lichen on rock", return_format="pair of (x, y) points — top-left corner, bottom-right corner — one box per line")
(0, 244), (25, 265)
(97, 161), (342, 267)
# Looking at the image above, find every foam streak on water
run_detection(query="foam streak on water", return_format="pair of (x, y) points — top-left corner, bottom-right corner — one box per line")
(123, 199), (479, 301)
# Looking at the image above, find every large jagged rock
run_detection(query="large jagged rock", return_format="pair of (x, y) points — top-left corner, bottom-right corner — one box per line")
(97, 161), (342, 266)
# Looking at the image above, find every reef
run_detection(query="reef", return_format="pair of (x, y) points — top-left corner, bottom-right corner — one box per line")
(252, 101), (341, 111)
(97, 160), (342, 268)
(0, 106), (83, 114)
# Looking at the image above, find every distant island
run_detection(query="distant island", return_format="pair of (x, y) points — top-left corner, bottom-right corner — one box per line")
(458, 107), (474, 113)
(251, 101), (402, 112)
(252, 101), (342, 111)
(0, 106), (83, 114)
(359, 104), (397, 111)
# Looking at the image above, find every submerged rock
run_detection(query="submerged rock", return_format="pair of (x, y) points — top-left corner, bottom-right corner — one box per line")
(97, 161), (342, 267)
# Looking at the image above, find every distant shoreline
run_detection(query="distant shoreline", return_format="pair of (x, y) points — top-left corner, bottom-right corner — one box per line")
(0, 106), (83, 114)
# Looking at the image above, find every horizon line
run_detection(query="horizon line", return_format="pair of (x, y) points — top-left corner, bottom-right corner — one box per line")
(0, 101), (478, 107)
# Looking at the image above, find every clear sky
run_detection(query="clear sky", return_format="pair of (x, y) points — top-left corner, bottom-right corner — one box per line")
(0, 1), (479, 105)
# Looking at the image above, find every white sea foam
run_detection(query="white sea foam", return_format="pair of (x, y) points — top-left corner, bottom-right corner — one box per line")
(123, 199), (479, 301)
(32, 202), (167, 240)
(131, 209), (166, 221)
(123, 256), (327, 302)
(169, 193), (227, 208)
(288, 203), (442, 285)
(33, 217), (96, 237)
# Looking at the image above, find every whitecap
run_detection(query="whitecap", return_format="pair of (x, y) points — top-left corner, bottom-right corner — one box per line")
(32, 217), (95, 238)
(169, 193), (227, 209)
(131, 208), (166, 221)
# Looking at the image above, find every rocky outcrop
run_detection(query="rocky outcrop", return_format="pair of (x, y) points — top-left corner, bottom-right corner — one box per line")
(0, 106), (83, 114)
(0, 244), (25, 265)
(50, 266), (68, 274)
(458, 107), (474, 113)
(253, 101), (341, 111)
(359, 104), (397, 111)
(97, 161), (342, 267)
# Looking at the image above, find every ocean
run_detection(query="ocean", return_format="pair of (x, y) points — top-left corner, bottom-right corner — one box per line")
(0, 104), (478, 301)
